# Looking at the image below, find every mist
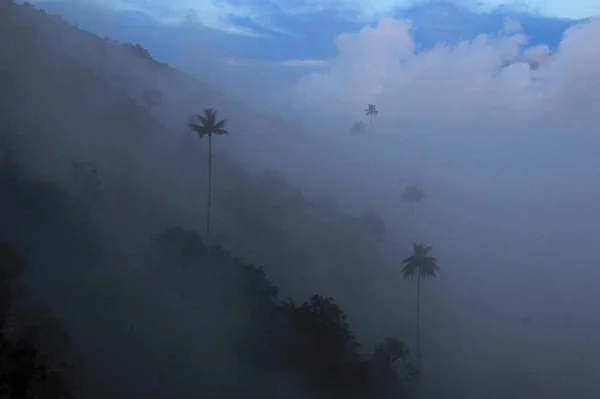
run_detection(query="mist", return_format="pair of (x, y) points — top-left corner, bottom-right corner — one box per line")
(2, 1), (600, 398)
(209, 16), (600, 396)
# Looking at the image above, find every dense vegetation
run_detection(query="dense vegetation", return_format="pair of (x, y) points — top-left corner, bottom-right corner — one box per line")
(0, 2), (430, 398)
(0, 239), (80, 398)
(0, 161), (415, 398)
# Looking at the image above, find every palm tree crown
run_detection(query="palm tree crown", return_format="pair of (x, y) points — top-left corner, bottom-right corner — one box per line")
(350, 120), (367, 135)
(365, 104), (378, 126)
(402, 185), (425, 204)
(189, 108), (228, 138)
(365, 104), (378, 117)
(401, 243), (439, 279)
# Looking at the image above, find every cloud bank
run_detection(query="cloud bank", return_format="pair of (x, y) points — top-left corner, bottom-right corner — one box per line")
(290, 16), (600, 165)
(275, 17), (600, 394)
(294, 16), (599, 119)
(280, 16), (600, 230)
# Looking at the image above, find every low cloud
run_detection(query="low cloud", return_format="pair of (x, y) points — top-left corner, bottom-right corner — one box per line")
(292, 16), (600, 138)
(273, 16), (600, 392)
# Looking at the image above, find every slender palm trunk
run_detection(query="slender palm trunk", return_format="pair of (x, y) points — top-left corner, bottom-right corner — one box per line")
(416, 271), (421, 373)
(206, 134), (212, 247)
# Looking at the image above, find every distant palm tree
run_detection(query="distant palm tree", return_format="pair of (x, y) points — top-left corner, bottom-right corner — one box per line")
(365, 104), (378, 127)
(402, 185), (425, 236)
(402, 243), (439, 373)
(189, 108), (228, 246)
(350, 120), (367, 136)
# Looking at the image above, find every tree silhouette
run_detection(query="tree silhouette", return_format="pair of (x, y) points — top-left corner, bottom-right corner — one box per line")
(188, 108), (228, 246)
(370, 337), (416, 393)
(0, 241), (79, 398)
(365, 104), (378, 127)
(402, 185), (425, 238)
(401, 243), (439, 374)
(0, 240), (26, 329)
(121, 42), (153, 61)
(350, 120), (367, 136)
(147, 227), (416, 397)
(282, 294), (361, 395)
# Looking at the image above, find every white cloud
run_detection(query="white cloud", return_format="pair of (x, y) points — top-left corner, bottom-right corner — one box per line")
(267, 0), (423, 22)
(297, 18), (417, 109)
(224, 57), (333, 68)
(293, 16), (600, 130)
(259, 0), (599, 21)
(278, 59), (333, 67)
(282, 15), (600, 219)
(502, 17), (522, 33)
(32, 0), (268, 35)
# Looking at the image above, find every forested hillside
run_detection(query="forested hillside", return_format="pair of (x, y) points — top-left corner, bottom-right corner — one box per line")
(1, 0), (400, 307)
(0, 2), (418, 398)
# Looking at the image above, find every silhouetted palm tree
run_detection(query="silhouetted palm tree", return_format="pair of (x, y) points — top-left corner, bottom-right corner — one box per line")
(189, 108), (228, 245)
(402, 243), (439, 373)
(350, 120), (367, 136)
(402, 185), (425, 237)
(365, 104), (378, 127)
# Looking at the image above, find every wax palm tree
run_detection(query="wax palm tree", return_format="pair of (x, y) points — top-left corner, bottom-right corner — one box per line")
(402, 243), (439, 374)
(350, 120), (367, 136)
(189, 108), (228, 246)
(365, 104), (378, 127)
(402, 185), (425, 236)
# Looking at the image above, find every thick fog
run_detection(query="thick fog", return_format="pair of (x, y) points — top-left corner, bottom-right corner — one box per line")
(3, 2), (600, 398)
(184, 16), (600, 397)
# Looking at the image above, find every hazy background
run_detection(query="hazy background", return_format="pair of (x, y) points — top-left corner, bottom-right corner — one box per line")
(7, 0), (600, 397)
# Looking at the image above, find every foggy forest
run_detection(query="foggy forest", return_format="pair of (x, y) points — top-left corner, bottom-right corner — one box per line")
(1, 0), (600, 398)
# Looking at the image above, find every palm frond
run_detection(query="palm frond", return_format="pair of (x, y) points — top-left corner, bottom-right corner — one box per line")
(188, 108), (228, 138)
(203, 108), (216, 124)
(402, 243), (439, 280)
(420, 259), (439, 277)
(402, 185), (425, 203)
(365, 104), (378, 115)
(402, 262), (419, 278)
(350, 120), (366, 135)
(195, 114), (209, 125)
(401, 255), (416, 265)
(188, 123), (208, 138)
(214, 119), (228, 135)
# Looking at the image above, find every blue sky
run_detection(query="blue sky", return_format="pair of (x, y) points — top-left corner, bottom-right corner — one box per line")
(32, 0), (589, 64)
(32, 0), (600, 34)
(28, 0), (596, 104)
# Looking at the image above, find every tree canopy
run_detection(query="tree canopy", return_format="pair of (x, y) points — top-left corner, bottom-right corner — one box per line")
(189, 108), (229, 138)
(402, 243), (439, 279)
